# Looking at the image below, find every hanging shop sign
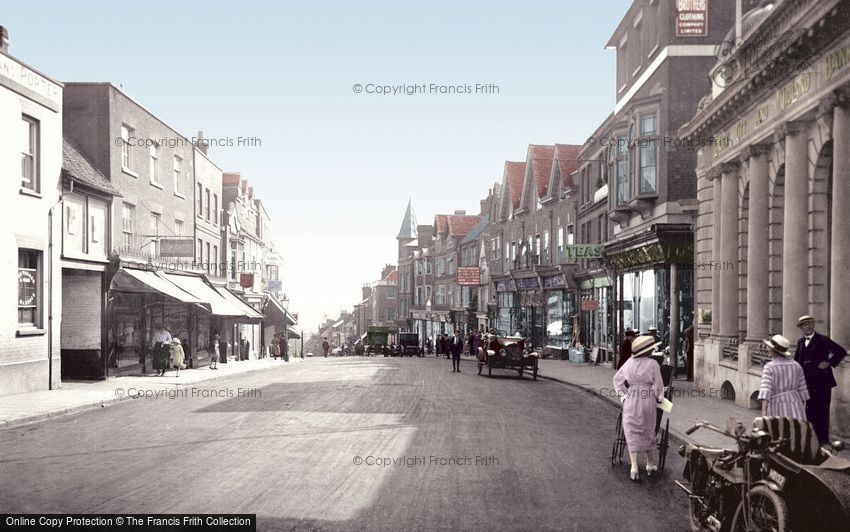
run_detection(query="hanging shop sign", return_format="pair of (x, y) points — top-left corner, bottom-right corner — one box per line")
(675, 0), (708, 37)
(159, 238), (195, 258)
(566, 244), (603, 259)
(581, 298), (600, 311)
(240, 273), (255, 289)
(578, 276), (612, 290)
(495, 279), (516, 292)
(457, 267), (481, 286)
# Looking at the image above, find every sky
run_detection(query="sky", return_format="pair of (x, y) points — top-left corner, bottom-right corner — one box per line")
(4, 0), (631, 333)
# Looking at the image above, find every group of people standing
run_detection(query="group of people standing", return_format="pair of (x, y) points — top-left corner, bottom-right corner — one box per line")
(150, 322), (186, 377)
(270, 332), (290, 361)
(612, 314), (847, 481)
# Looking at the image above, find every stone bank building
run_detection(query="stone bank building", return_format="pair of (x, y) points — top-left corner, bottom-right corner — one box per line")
(681, 0), (850, 439)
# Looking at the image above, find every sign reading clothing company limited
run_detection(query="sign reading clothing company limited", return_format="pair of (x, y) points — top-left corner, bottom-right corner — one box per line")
(676, 0), (708, 37)
(457, 267), (481, 286)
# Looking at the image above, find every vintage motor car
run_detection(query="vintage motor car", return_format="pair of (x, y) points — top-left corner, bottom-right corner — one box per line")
(397, 332), (423, 357)
(477, 333), (539, 380)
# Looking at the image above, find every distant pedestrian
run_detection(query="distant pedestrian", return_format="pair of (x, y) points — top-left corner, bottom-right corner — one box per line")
(322, 337), (330, 357)
(450, 332), (463, 372)
(151, 322), (172, 377)
(617, 329), (636, 369)
(795, 315), (847, 445)
(758, 334), (809, 421)
(613, 334), (664, 481)
(426, 338), (433, 355)
(271, 333), (281, 359)
(439, 335), (447, 357)
(170, 338), (186, 376)
(210, 334), (220, 369)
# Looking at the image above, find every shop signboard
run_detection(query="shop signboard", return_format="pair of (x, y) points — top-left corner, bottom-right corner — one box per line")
(566, 244), (603, 259)
(675, 0), (708, 37)
(514, 276), (540, 291)
(159, 238), (194, 258)
(581, 298), (600, 311)
(542, 274), (566, 290)
(457, 267), (481, 286)
(495, 279), (516, 292)
(240, 273), (255, 289)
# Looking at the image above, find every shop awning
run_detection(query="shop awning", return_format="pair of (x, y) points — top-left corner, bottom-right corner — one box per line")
(265, 296), (296, 326)
(111, 268), (206, 305)
(332, 319), (345, 328)
(160, 273), (251, 317)
(213, 285), (265, 320)
(287, 327), (301, 339)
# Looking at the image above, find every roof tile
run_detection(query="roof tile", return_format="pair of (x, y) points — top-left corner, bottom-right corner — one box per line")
(62, 140), (120, 195)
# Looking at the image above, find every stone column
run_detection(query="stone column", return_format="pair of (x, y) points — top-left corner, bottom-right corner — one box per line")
(710, 168), (722, 336)
(669, 262), (679, 371)
(719, 162), (740, 338)
(831, 100), (850, 347)
(744, 145), (771, 342)
(780, 121), (811, 338)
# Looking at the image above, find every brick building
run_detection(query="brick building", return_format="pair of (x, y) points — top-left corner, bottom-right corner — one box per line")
(0, 29), (64, 394)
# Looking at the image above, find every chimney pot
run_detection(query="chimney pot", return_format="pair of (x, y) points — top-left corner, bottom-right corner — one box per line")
(0, 27), (9, 53)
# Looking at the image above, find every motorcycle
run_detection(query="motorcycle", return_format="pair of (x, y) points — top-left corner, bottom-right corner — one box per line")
(677, 416), (850, 531)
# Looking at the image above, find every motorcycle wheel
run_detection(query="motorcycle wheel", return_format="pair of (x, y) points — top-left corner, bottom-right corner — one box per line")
(688, 499), (709, 532)
(730, 486), (788, 532)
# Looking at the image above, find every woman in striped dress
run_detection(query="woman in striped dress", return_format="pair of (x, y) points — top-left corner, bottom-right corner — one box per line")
(758, 334), (810, 420)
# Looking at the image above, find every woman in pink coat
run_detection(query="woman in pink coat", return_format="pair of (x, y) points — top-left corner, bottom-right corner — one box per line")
(758, 334), (809, 420)
(613, 334), (664, 481)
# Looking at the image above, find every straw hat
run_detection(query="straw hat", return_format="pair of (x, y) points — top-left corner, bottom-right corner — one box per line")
(762, 334), (791, 357)
(631, 335), (661, 357)
(796, 315), (815, 327)
(171, 337), (181, 345)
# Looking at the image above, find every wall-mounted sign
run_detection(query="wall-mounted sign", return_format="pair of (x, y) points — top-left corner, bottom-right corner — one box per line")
(457, 267), (481, 286)
(0, 53), (62, 111)
(18, 270), (37, 306)
(268, 279), (282, 293)
(542, 274), (566, 290)
(495, 279), (516, 292)
(159, 238), (194, 258)
(676, 0), (708, 37)
(514, 277), (540, 291)
(580, 298), (600, 311)
(566, 244), (603, 259)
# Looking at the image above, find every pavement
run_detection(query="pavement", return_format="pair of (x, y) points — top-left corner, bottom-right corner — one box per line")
(534, 358), (757, 448)
(0, 356), (691, 531)
(0, 356), (304, 429)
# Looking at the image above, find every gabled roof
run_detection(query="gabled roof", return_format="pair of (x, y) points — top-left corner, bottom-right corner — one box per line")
(397, 200), (417, 240)
(62, 140), (120, 195)
(553, 144), (581, 192)
(459, 213), (491, 245)
(504, 161), (526, 210)
(434, 214), (448, 235)
(384, 270), (398, 282)
(446, 215), (481, 237)
(528, 145), (555, 200)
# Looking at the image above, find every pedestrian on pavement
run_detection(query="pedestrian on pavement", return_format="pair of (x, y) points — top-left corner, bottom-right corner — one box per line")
(271, 333), (281, 359)
(210, 334), (220, 369)
(322, 337), (330, 357)
(170, 338), (186, 377)
(426, 337), (433, 355)
(758, 334), (809, 420)
(795, 315), (847, 445)
(617, 329), (636, 369)
(450, 332), (463, 372)
(151, 322), (172, 377)
(281, 333), (289, 362)
(683, 324), (695, 381)
(439, 334), (447, 357)
(613, 334), (664, 481)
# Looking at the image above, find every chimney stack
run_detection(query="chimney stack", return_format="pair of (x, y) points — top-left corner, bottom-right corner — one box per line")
(196, 130), (208, 155)
(0, 27), (9, 53)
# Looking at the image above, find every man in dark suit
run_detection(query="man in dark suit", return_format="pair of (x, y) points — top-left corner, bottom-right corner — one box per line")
(794, 315), (847, 445)
(617, 329), (636, 369)
(450, 332), (463, 372)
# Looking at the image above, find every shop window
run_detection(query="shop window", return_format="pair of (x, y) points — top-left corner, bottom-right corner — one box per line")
(17, 249), (41, 328)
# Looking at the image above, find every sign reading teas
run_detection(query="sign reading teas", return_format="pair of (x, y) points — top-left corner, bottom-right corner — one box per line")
(676, 0), (708, 37)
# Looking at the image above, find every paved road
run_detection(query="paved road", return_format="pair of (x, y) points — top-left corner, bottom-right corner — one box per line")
(0, 356), (689, 531)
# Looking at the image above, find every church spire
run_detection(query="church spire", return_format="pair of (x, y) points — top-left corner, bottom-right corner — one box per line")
(396, 199), (417, 240)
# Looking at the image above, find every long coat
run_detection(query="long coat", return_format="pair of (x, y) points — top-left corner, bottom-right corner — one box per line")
(170, 344), (185, 368)
(613, 356), (664, 453)
(794, 332), (847, 390)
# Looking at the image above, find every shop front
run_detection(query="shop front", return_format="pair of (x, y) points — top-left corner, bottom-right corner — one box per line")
(576, 276), (614, 363)
(542, 273), (576, 359)
(607, 234), (694, 375)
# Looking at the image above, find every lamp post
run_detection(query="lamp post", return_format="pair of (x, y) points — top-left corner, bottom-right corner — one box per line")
(281, 294), (290, 362)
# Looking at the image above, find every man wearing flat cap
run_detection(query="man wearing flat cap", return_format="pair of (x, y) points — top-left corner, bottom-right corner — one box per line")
(794, 315), (847, 445)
